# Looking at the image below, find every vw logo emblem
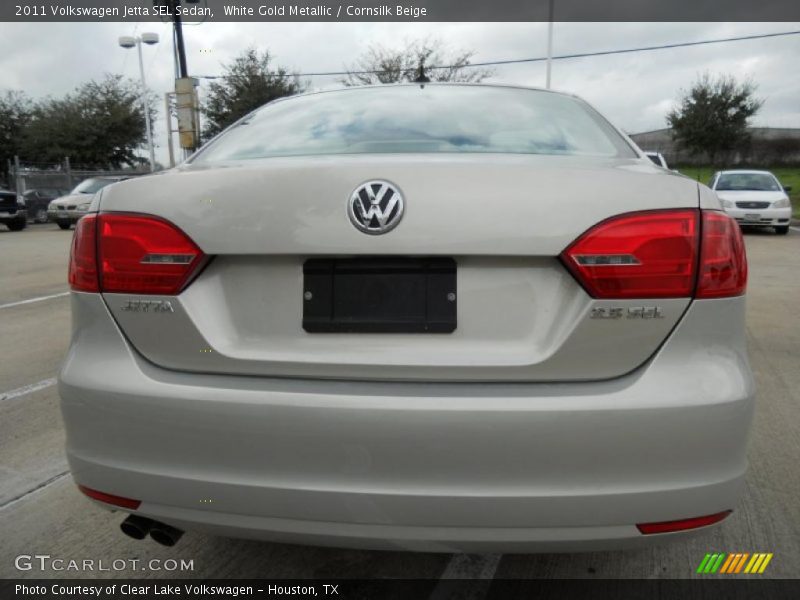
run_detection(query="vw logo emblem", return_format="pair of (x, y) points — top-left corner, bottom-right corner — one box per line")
(348, 180), (404, 235)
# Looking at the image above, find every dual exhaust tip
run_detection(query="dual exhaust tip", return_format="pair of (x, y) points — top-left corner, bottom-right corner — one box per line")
(120, 514), (183, 547)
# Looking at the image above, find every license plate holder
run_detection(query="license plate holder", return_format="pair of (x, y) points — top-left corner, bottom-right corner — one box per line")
(744, 213), (761, 221)
(303, 257), (457, 333)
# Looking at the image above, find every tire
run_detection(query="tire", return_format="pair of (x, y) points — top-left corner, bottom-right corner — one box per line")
(35, 208), (48, 224)
(7, 219), (27, 231)
(57, 220), (72, 230)
(775, 225), (789, 235)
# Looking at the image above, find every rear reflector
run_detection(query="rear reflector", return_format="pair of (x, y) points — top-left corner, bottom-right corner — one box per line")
(68, 215), (99, 292)
(68, 213), (207, 295)
(636, 510), (732, 534)
(77, 484), (141, 510)
(561, 209), (699, 299)
(696, 211), (748, 298)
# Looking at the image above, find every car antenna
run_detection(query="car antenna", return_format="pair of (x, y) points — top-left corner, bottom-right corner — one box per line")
(414, 59), (430, 86)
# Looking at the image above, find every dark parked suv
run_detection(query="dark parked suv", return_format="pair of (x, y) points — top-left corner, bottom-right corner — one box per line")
(0, 190), (27, 231)
(23, 188), (69, 223)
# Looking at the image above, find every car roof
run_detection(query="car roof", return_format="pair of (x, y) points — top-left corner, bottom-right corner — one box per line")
(718, 170), (775, 175)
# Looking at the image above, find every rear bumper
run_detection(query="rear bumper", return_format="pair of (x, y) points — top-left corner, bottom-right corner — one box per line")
(59, 293), (755, 552)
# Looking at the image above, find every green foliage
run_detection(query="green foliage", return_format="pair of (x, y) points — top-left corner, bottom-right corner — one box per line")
(20, 75), (151, 169)
(341, 39), (493, 86)
(202, 49), (303, 140)
(0, 91), (33, 180)
(667, 73), (763, 166)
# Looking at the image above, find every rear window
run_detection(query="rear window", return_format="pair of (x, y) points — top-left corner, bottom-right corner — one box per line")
(71, 178), (117, 194)
(193, 85), (636, 163)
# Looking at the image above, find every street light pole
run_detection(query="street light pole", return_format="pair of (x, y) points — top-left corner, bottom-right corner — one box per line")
(546, 0), (555, 89)
(136, 40), (156, 171)
(119, 33), (159, 172)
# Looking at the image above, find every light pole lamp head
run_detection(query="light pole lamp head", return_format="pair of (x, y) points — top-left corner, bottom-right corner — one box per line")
(118, 36), (137, 49)
(141, 32), (159, 45)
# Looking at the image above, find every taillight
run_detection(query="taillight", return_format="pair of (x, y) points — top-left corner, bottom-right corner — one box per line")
(561, 209), (748, 300)
(560, 209), (699, 298)
(69, 215), (99, 292)
(68, 213), (206, 295)
(97, 213), (206, 295)
(696, 211), (748, 298)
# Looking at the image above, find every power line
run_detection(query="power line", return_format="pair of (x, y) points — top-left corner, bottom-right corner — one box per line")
(195, 29), (800, 80)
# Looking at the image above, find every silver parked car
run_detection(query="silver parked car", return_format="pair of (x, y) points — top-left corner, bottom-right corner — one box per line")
(48, 176), (128, 229)
(61, 84), (753, 552)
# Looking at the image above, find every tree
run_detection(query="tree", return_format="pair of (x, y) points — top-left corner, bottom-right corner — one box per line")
(0, 91), (33, 182)
(202, 49), (303, 140)
(667, 73), (763, 166)
(21, 74), (152, 169)
(340, 39), (493, 86)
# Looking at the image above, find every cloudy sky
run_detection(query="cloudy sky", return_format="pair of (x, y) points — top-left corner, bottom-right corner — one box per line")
(1, 21), (798, 166)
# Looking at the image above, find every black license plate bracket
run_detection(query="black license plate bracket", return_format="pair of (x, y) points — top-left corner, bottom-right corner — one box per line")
(303, 257), (457, 333)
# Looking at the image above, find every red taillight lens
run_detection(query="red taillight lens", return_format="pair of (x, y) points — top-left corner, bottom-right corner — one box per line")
(98, 214), (206, 295)
(636, 510), (732, 535)
(696, 211), (748, 299)
(561, 209), (699, 299)
(77, 484), (141, 510)
(68, 215), (99, 292)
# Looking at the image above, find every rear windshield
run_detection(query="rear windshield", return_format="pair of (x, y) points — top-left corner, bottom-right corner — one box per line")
(193, 85), (636, 163)
(715, 173), (781, 191)
(71, 178), (116, 194)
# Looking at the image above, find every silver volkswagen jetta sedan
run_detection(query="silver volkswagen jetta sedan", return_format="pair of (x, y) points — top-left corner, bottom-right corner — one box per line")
(60, 84), (753, 552)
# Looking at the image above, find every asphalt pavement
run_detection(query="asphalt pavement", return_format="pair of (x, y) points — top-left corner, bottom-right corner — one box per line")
(1, 223), (798, 580)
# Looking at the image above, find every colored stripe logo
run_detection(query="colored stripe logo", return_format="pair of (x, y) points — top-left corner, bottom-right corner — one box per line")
(697, 553), (773, 574)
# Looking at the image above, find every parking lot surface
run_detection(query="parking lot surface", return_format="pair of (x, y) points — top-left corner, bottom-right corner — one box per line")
(1, 223), (799, 580)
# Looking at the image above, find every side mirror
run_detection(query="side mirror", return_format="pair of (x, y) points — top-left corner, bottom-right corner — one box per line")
(783, 186), (792, 192)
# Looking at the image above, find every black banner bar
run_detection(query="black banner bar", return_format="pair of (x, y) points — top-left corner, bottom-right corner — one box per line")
(2, 579), (800, 600)
(3, 0), (800, 22)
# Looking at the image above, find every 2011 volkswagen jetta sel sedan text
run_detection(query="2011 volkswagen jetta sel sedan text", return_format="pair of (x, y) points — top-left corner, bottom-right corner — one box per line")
(60, 84), (753, 552)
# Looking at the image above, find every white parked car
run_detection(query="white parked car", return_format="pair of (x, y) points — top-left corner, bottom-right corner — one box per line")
(710, 170), (792, 235)
(60, 84), (752, 552)
(48, 176), (128, 229)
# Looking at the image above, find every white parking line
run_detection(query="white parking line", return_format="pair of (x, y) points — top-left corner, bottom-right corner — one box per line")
(0, 378), (57, 402)
(0, 291), (69, 310)
(790, 226), (800, 233)
(429, 554), (502, 600)
(437, 553), (502, 579)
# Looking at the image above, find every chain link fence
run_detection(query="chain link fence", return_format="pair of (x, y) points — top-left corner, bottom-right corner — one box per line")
(4, 157), (149, 223)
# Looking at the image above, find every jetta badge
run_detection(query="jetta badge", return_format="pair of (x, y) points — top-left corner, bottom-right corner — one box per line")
(348, 180), (404, 235)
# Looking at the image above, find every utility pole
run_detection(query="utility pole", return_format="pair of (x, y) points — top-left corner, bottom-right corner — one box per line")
(165, 93), (176, 168)
(172, 0), (188, 78)
(546, 0), (555, 89)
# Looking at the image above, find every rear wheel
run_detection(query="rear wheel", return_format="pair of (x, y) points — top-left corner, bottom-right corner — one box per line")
(775, 225), (789, 235)
(7, 219), (27, 231)
(57, 220), (72, 230)
(35, 208), (48, 224)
